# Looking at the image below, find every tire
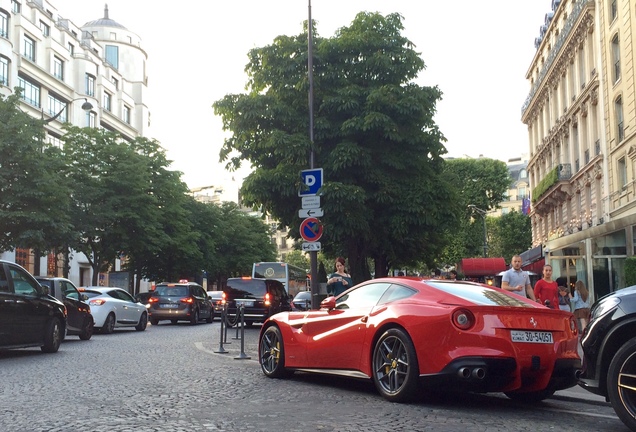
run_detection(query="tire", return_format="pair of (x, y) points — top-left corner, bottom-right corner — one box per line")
(78, 317), (94, 341)
(504, 388), (555, 403)
(371, 328), (420, 402)
(150, 318), (159, 326)
(259, 325), (292, 378)
(607, 337), (636, 431)
(101, 313), (115, 334)
(135, 313), (148, 331)
(205, 309), (213, 323)
(41, 317), (63, 353)
(190, 309), (199, 325)
(171, 319), (178, 325)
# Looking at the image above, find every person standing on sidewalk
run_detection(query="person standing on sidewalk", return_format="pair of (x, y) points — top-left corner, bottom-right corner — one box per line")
(326, 257), (353, 297)
(570, 280), (591, 332)
(534, 264), (559, 309)
(501, 255), (536, 301)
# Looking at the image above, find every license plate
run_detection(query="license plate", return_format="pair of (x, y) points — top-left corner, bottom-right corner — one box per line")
(511, 330), (553, 344)
(161, 304), (178, 308)
(236, 300), (254, 307)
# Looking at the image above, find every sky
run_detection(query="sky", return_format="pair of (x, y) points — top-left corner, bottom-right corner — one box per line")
(57, 0), (554, 190)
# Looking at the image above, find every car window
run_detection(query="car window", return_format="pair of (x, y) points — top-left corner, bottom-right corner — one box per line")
(61, 281), (80, 300)
(378, 284), (417, 305)
(336, 283), (391, 310)
(0, 265), (9, 292)
(81, 290), (101, 298)
(226, 279), (266, 297)
(108, 289), (135, 303)
(155, 285), (189, 297)
(425, 281), (534, 307)
(8, 266), (40, 296)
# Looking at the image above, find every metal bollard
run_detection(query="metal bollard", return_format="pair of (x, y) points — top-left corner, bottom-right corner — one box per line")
(214, 303), (228, 354)
(223, 303), (231, 344)
(234, 304), (251, 360)
(233, 304), (241, 340)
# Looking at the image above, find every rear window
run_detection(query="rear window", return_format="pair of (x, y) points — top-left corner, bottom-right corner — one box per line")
(81, 290), (102, 299)
(226, 279), (267, 297)
(155, 285), (189, 297)
(425, 281), (534, 307)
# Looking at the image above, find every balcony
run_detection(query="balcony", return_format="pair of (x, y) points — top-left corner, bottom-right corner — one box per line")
(532, 164), (572, 216)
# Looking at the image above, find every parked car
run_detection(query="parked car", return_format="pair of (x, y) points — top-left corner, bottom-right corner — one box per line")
(80, 287), (148, 334)
(0, 260), (66, 353)
(578, 286), (636, 431)
(258, 277), (581, 402)
(36, 277), (94, 341)
(291, 291), (312, 311)
(148, 281), (213, 325)
(135, 291), (156, 309)
(206, 290), (224, 318)
(224, 277), (291, 327)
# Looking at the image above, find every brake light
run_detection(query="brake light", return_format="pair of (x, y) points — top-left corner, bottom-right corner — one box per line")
(180, 297), (194, 304)
(569, 316), (578, 335)
(241, 276), (252, 280)
(179, 279), (188, 283)
(89, 299), (106, 306)
(221, 292), (227, 304)
(452, 309), (475, 330)
(148, 297), (159, 303)
(265, 292), (271, 306)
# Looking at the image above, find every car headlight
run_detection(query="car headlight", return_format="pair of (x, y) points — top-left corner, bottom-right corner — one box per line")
(591, 296), (621, 320)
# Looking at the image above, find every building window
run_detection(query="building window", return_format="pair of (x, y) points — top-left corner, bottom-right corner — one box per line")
(53, 56), (63, 80)
(618, 157), (627, 188)
(0, 10), (8, 38)
(519, 187), (527, 199)
(47, 134), (63, 149)
(103, 92), (111, 111)
(0, 56), (8, 86)
(39, 20), (49, 37)
(17, 76), (40, 107)
(15, 248), (28, 268)
(111, 77), (118, 90)
(105, 45), (119, 69)
(23, 35), (35, 61)
(616, 96), (624, 142)
(86, 111), (96, 128)
(123, 105), (131, 124)
(11, 0), (20, 14)
(85, 74), (95, 97)
(612, 34), (621, 84)
(610, 0), (617, 22)
(47, 94), (67, 122)
(68, 42), (74, 54)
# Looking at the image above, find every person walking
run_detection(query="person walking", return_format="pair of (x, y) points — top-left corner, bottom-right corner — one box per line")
(558, 285), (571, 312)
(326, 257), (353, 297)
(501, 255), (536, 301)
(570, 280), (591, 332)
(534, 264), (559, 309)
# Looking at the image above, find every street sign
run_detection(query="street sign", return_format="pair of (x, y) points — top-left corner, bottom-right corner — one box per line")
(302, 242), (321, 251)
(301, 196), (320, 209)
(298, 168), (323, 196)
(299, 208), (323, 218)
(299, 217), (323, 242)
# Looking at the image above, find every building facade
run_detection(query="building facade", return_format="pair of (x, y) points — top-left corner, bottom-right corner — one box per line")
(522, 0), (636, 302)
(0, 0), (149, 286)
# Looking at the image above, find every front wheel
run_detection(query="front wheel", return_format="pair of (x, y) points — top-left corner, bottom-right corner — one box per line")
(135, 313), (148, 331)
(607, 337), (636, 431)
(41, 317), (63, 353)
(371, 328), (420, 402)
(259, 326), (291, 378)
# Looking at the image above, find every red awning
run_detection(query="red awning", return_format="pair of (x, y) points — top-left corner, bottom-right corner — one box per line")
(459, 258), (508, 277)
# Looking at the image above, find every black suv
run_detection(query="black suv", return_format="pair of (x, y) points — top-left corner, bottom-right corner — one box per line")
(0, 260), (67, 353)
(148, 281), (213, 325)
(579, 285), (636, 431)
(224, 278), (291, 327)
(36, 277), (94, 341)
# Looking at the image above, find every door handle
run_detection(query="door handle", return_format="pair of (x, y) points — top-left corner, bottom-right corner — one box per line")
(361, 316), (369, 323)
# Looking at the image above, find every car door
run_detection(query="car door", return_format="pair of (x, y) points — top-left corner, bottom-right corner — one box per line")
(6, 263), (50, 345)
(60, 280), (83, 333)
(0, 263), (14, 346)
(192, 286), (210, 318)
(299, 282), (391, 370)
(114, 289), (144, 323)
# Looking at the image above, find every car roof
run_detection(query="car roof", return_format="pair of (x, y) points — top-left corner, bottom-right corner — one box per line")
(81, 286), (125, 293)
(35, 276), (72, 282)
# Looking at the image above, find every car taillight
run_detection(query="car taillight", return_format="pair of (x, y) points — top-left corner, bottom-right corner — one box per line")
(89, 299), (106, 306)
(222, 292), (227, 304)
(569, 316), (578, 335)
(181, 297), (194, 304)
(264, 292), (271, 306)
(452, 309), (475, 330)
(148, 297), (159, 303)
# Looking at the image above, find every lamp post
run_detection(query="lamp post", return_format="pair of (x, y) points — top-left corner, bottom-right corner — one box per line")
(42, 97), (93, 124)
(468, 204), (488, 258)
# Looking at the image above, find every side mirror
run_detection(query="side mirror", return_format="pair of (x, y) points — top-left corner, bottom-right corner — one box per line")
(80, 293), (88, 301)
(40, 285), (50, 296)
(320, 296), (336, 310)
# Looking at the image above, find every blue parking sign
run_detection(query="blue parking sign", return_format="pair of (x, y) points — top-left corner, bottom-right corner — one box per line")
(299, 168), (323, 196)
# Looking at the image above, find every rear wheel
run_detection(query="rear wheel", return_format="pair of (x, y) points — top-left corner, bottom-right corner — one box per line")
(607, 337), (636, 431)
(78, 317), (93, 341)
(135, 313), (148, 331)
(41, 317), (62, 353)
(101, 313), (115, 334)
(150, 318), (159, 326)
(205, 309), (213, 323)
(190, 309), (199, 325)
(260, 325), (291, 378)
(372, 328), (420, 402)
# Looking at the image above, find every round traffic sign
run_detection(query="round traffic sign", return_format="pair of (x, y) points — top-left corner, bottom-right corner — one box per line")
(299, 217), (323, 242)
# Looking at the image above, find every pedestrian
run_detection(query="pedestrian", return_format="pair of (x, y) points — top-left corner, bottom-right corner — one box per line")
(433, 268), (443, 279)
(326, 257), (353, 297)
(570, 280), (591, 332)
(449, 270), (457, 281)
(397, 271), (405, 276)
(534, 264), (559, 309)
(501, 255), (536, 301)
(558, 285), (571, 312)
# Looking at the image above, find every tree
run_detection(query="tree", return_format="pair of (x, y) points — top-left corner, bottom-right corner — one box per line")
(0, 91), (73, 254)
(285, 250), (310, 272)
(214, 12), (457, 282)
(487, 210), (532, 260)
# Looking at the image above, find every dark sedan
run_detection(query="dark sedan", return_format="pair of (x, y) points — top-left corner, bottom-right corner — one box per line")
(291, 291), (311, 311)
(36, 277), (94, 341)
(579, 286), (636, 431)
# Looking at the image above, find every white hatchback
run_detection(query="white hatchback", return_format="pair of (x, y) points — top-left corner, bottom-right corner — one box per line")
(80, 287), (148, 334)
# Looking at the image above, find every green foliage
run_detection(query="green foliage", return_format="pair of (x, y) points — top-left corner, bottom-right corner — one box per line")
(532, 166), (558, 203)
(626, 257), (636, 287)
(285, 250), (310, 272)
(487, 210), (532, 260)
(214, 12), (457, 282)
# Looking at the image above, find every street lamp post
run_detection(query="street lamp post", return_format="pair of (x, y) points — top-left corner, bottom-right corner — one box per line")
(42, 97), (93, 124)
(468, 204), (488, 258)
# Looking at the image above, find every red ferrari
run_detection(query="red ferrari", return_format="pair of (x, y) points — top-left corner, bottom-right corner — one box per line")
(258, 277), (581, 402)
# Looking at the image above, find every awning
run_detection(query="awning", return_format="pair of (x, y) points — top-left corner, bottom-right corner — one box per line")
(459, 258), (508, 277)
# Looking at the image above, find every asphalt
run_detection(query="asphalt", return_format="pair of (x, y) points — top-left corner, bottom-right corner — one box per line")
(554, 384), (610, 406)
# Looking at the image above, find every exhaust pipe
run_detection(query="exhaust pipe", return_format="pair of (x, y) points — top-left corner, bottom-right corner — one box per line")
(458, 367), (471, 379)
(472, 368), (486, 380)
(575, 369), (582, 380)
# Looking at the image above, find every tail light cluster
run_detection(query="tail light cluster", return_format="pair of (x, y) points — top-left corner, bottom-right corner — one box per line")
(569, 316), (578, 335)
(221, 292), (227, 304)
(180, 297), (194, 304)
(148, 297), (159, 304)
(452, 309), (476, 331)
(264, 292), (271, 306)
(89, 299), (106, 306)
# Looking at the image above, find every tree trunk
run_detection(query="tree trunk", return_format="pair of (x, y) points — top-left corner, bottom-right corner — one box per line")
(374, 255), (389, 278)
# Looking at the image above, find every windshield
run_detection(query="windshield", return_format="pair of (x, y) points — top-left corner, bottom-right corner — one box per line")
(226, 279), (266, 298)
(253, 263), (286, 279)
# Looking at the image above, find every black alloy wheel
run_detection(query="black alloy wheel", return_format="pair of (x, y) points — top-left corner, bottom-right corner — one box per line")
(135, 312), (148, 331)
(41, 318), (62, 353)
(79, 317), (94, 340)
(101, 313), (116, 334)
(608, 337), (636, 431)
(371, 328), (419, 402)
(259, 325), (291, 378)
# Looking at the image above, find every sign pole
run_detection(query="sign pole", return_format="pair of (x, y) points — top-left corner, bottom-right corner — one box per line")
(308, 0), (319, 309)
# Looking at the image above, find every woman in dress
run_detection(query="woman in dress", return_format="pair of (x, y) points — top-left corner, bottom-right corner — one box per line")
(326, 257), (353, 297)
(570, 280), (591, 332)
(534, 264), (559, 309)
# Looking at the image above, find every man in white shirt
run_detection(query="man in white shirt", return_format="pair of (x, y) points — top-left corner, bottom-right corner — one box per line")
(501, 255), (536, 301)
